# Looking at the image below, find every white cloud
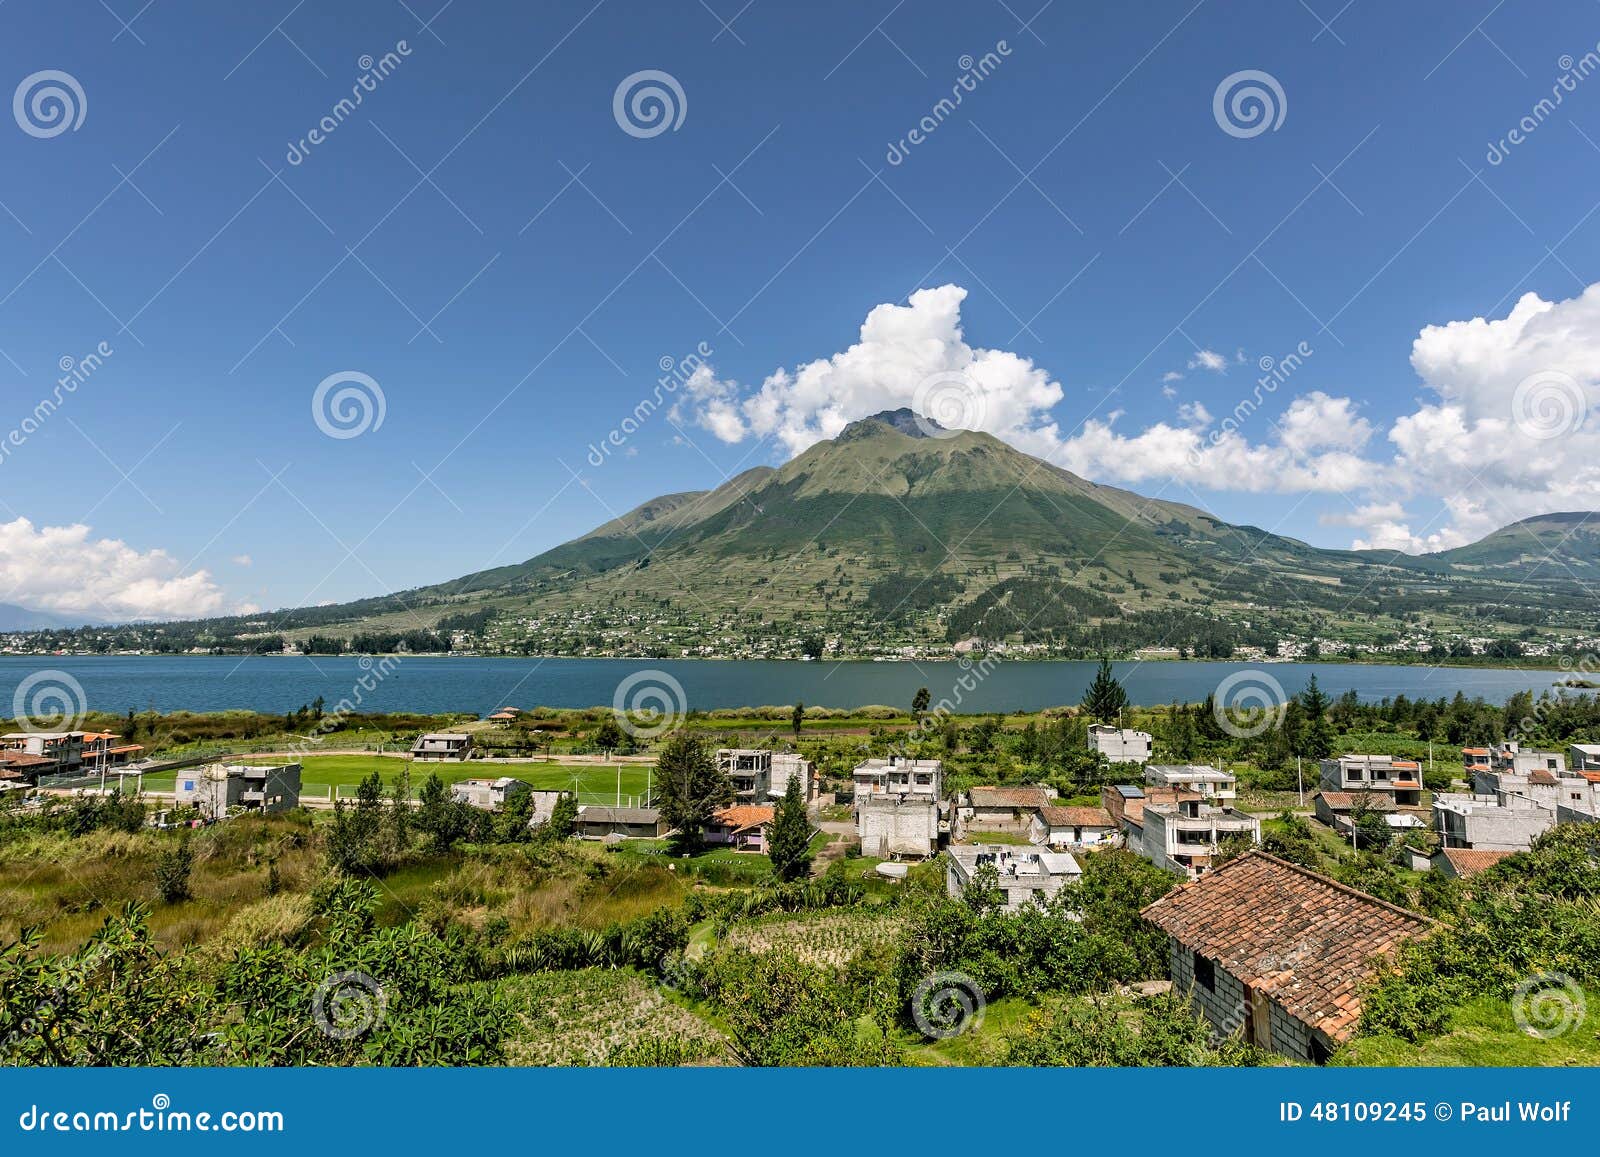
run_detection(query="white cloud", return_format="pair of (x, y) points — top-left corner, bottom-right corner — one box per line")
(1387, 285), (1600, 543)
(0, 519), (248, 621)
(678, 285), (1064, 457)
(674, 282), (1600, 555)
(230, 554), (253, 567)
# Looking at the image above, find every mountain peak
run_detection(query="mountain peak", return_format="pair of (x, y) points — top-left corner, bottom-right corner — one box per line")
(842, 408), (945, 439)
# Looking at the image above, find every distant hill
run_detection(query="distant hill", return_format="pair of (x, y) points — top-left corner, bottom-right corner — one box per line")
(1431, 512), (1600, 578)
(9, 411), (1597, 655)
(0, 604), (98, 631)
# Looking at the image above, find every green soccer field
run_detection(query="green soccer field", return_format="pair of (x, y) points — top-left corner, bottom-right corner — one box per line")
(137, 754), (656, 806)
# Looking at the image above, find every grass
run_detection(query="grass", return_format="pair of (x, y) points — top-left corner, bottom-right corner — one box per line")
(497, 968), (727, 1066)
(0, 815), (326, 954)
(900, 995), (1038, 1066)
(136, 754), (655, 807)
(1338, 994), (1600, 1066)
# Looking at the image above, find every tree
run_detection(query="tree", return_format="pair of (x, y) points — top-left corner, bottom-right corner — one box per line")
(799, 634), (825, 660)
(655, 733), (733, 852)
(543, 791), (578, 839)
(1164, 701), (1197, 761)
(911, 687), (931, 718)
(767, 774), (811, 882)
(154, 837), (193, 903)
(1297, 675), (1335, 761)
(593, 715), (623, 757)
(1080, 658), (1127, 723)
(791, 701), (805, 739)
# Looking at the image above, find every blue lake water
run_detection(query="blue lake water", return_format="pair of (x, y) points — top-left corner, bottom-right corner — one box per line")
(0, 655), (1575, 717)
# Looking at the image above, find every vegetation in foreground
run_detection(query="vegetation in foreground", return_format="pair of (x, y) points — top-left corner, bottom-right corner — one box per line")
(4, 676), (1599, 1067)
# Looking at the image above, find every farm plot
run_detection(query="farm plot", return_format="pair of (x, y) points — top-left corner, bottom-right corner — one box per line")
(498, 968), (726, 1066)
(723, 908), (906, 969)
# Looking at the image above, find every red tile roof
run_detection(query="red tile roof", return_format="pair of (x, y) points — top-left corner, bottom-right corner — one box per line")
(712, 805), (775, 832)
(1317, 791), (1396, 811)
(1142, 851), (1432, 1042)
(1436, 848), (1515, 876)
(1038, 805), (1114, 828)
(968, 785), (1053, 809)
(1528, 769), (1560, 786)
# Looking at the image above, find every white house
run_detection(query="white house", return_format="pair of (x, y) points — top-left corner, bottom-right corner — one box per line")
(946, 844), (1080, 911)
(1087, 724), (1152, 764)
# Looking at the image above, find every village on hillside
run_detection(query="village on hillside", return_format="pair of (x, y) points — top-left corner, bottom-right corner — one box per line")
(3, 663), (1597, 1068)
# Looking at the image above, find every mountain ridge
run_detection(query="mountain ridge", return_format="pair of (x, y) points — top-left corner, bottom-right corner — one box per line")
(6, 412), (1597, 656)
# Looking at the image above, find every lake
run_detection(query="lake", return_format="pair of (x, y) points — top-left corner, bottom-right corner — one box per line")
(0, 655), (1576, 718)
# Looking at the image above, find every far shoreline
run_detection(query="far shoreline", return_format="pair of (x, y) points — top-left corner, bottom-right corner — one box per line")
(0, 651), (1591, 675)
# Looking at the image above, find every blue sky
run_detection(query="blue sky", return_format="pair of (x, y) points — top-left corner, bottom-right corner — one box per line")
(3, 0), (1600, 620)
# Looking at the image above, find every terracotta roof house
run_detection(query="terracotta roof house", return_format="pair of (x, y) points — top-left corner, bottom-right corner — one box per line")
(962, 785), (1055, 837)
(1142, 851), (1432, 1063)
(1431, 848), (1516, 878)
(706, 804), (777, 852)
(1031, 805), (1117, 849)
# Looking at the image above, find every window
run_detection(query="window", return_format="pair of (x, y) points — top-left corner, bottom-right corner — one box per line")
(1194, 952), (1215, 991)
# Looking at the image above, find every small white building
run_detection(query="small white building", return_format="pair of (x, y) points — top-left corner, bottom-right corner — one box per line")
(451, 776), (531, 811)
(1087, 725), (1152, 764)
(946, 844), (1080, 911)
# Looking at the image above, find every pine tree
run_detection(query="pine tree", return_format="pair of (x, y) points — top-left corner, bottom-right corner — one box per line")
(912, 687), (931, 717)
(791, 701), (805, 739)
(1080, 658), (1128, 723)
(767, 774), (812, 881)
(655, 733), (733, 852)
(1298, 675), (1334, 760)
